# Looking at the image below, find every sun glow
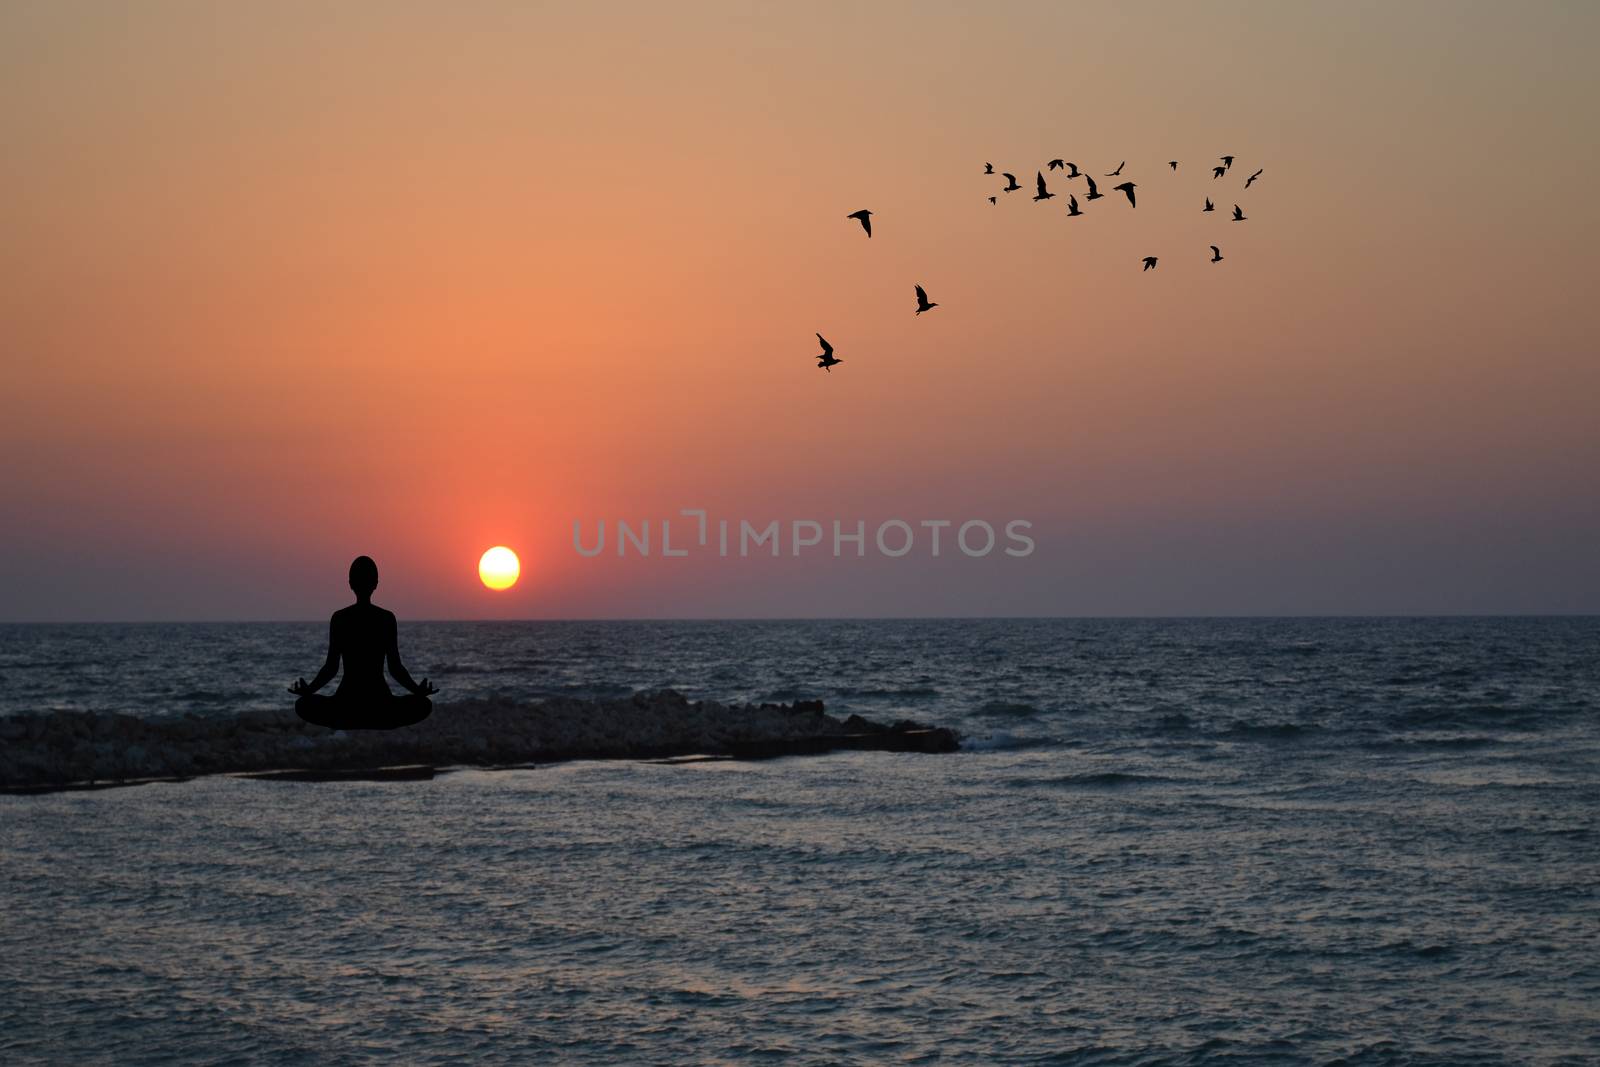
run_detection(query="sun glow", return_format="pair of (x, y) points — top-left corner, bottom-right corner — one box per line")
(478, 546), (520, 591)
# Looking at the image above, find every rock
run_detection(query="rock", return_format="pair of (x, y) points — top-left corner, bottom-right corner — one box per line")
(0, 692), (960, 792)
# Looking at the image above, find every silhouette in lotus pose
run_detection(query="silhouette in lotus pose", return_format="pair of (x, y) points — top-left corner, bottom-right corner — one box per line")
(289, 556), (436, 730)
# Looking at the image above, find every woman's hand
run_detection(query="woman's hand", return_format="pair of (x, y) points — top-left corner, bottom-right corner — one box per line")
(288, 678), (312, 696)
(414, 679), (438, 697)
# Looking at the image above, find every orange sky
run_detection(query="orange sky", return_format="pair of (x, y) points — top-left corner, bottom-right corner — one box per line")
(3, 1), (1597, 619)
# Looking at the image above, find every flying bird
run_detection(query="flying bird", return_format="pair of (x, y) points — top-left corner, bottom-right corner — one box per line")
(846, 209), (873, 237)
(1220, 155), (1234, 169)
(1083, 174), (1104, 201)
(1209, 245), (1223, 263)
(1002, 172), (1022, 192)
(1064, 162), (1081, 178)
(815, 333), (841, 372)
(988, 196), (997, 204)
(1033, 171), (1054, 201)
(1047, 158), (1064, 171)
(1142, 257), (1158, 271)
(1203, 197), (1214, 212)
(1232, 204), (1246, 221)
(984, 162), (994, 174)
(1106, 161), (1125, 176)
(1066, 194), (1082, 216)
(1245, 168), (1263, 189)
(1113, 181), (1137, 207)
(1212, 165), (1227, 179)
(1169, 161), (1179, 170)
(914, 284), (939, 315)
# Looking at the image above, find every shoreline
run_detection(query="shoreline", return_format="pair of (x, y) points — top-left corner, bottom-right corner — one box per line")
(0, 691), (960, 795)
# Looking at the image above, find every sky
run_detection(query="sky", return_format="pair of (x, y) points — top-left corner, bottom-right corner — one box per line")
(2, 0), (1597, 621)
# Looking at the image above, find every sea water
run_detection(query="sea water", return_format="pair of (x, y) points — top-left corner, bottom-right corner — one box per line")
(2, 618), (1597, 1063)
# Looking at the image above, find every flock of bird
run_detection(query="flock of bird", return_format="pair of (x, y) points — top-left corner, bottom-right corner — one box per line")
(814, 154), (1265, 372)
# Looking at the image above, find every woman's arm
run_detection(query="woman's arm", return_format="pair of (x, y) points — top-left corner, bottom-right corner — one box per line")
(385, 614), (435, 696)
(289, 619), (340, 695)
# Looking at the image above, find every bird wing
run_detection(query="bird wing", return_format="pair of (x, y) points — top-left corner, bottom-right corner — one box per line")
(1084, 175), (1098, 196)
(1002, 172), (1016, 182)
(1035, 172), (1046, 194)
(1068, 195), (1078, 209)
(915, 284), (928, 305)
(816, 333), (832, 357)
(1210, 245), (1220, 255)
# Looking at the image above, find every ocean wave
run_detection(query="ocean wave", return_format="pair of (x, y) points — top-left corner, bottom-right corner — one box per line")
(1380, 939), (1456, 960)
(972, 700), (1044, 719)
(173, 689), (248, 704)
(835, 686), (941, 699)
(1005, 771), (1172, 789)
(1219, 721), (1318, 741)
(1387, 704), (1544, 731)
(1357, 735), (1501, 752)
(960, 731), (1059, 753)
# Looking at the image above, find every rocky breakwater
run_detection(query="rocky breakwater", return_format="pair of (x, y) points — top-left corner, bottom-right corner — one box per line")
(0, 691), (960, 792)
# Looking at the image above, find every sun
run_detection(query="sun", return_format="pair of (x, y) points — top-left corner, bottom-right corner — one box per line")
(478, 546), (520, 591)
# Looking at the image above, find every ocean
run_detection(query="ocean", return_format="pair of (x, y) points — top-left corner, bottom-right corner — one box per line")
(2, 618), (1597, 1063)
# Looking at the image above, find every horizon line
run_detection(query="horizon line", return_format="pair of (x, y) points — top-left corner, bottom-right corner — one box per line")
(3, 612), (1598, 626)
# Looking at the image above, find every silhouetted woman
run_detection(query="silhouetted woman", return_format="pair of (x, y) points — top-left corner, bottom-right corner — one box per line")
(289, 556), (436, 729)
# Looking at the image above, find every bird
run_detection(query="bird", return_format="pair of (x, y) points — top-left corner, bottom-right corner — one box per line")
(1106, 161), (1125, 176)
(1203, 197), (1214, 212)
(1064, 162), (1081, 178)
(1142, 257), (1158, 271)
(815, 333), (841, 372)
(1232, 204), (1246, 221)
(1245, 168), (1263, 189)
(1066, 194), (1082, 216)
(914, 284), (939, 315)
(1209, 245), (1223, 263)
(1212, 165), (1227, 179)
(1169, 161), (1179, 170)
(1083, 174), (1104, 201)
(1220, 155), (1234, 170)
(1033, 171), (1054, 201)
(984, 162), (994, 174)
(1113, 181), (1137, 207)
(1002, 172), (1022, 192)
(1047, 158), (1064, 171)
(846, 209), (873, 237)
(988, 196), (997, 204)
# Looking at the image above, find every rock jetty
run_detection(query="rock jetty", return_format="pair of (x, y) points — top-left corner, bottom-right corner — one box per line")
(0, 691), (959, 793)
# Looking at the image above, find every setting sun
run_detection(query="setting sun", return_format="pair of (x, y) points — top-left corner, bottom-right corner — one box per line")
(478, 546), (520, 591)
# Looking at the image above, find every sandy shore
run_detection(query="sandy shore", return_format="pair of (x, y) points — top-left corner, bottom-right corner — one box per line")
(0, 691), (959, 793)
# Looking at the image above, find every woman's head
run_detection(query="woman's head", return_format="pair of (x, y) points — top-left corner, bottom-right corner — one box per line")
(348, 555), (379, 596)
